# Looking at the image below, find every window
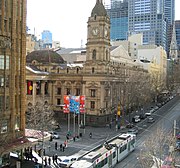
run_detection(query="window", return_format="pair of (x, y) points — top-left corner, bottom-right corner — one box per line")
(92, 50), (96, 60)
(76, 88), (80, 96)
(57, 99), (61, 105)
(57, 88), (61, 95)
(67, 68), (69, 74)
(36, 81), (41, 95)
(45, 82), (48, 94)
(90, 101), (95, 109)
(77, 68), (79, 74)
(106, 50), (108, 60)
(92, 67), (95, 73)
(90, 89), (96, 97)
(67, 88), (71, 95)
(1, 120), (8, 133)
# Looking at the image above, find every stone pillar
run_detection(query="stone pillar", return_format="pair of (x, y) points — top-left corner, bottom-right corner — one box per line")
(41, 81), (45, 98)
(32, 81), (36, 106)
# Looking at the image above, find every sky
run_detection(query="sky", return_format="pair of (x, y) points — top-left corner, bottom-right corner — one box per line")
(27, 0), (180, 48)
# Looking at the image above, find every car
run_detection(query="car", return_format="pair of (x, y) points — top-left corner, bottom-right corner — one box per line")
(147, 117), (155, 123)
(145, 111), (152, 116)
(132, 115), (141, 123)
(49, 131), (60, 139)
(161, 156), (173, 168)
(175, 141), (180, 151)
(126, 123), (134, 128)
(176, 132), (180, 139)
(128, 128), (138, 135)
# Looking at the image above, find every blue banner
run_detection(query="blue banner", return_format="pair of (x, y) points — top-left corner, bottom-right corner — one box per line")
(69, 96), (80, 114)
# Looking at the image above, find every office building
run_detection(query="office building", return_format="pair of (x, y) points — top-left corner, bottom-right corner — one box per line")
(175, 20), (180, 52)
(106, 0), (128, 41)
(128, 0), (167, 52)
(42, 30), (53, 48)
(0, 0), (27, 166)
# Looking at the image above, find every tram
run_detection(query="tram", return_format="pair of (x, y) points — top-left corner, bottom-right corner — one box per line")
(70, 133), (136, 168)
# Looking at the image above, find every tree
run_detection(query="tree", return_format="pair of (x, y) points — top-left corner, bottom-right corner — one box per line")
(26, 101), (58, 133)
(138, 127), (179, 168)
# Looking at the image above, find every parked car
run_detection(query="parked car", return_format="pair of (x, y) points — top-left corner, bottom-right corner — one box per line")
(49, 131), (60, 139)
(176, 132), (180, 139)
(175, 141), (180, 151)
(132, 115), (141, 123)
(145, 111), (152, 116)
(128, 128), (138, 135)
(147, 117), (155, 123)
(126, 123), (134, 128)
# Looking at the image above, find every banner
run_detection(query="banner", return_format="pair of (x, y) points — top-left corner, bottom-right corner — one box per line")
(63, 95), (70, 113)
(80, 95), (85, 113)
(69, 96), (80, 114)
(27, 81), (33, 95)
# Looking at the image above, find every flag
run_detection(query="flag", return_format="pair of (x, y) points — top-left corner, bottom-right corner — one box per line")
(63, 95), (70, 113)
(27, 81), (33, 95)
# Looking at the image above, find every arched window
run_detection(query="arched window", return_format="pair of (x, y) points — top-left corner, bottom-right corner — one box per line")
(106, 50), (108, 60)
(94, 15), (97, 20)
(92, 49), (96, 60)
(92, 67), (95, 73)
(77, 68), (79, 74)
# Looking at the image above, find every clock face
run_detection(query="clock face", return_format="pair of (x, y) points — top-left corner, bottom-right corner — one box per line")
(92, 27), (99, 36)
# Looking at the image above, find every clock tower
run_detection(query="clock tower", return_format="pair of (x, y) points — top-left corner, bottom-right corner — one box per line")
(86, 0), (110, 62)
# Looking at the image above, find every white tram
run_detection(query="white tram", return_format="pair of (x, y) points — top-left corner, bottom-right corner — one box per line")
(70, 133), (136, 168)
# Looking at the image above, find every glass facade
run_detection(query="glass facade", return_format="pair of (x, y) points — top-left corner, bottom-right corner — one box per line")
(106, 0), (128, 41)
(128, 0), (167, 51)
(175, 20), (180, 51)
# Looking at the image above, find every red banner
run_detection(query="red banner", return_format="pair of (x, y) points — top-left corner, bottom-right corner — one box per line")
(27, 81), (33, 95)
(80, 95), (85, 113)
(63, 95), (70, 113)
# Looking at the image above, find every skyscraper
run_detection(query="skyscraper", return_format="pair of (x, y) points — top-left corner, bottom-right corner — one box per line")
(175, 20), (180, 54)
(128, 0), (167, 51)
(42, 30), (53, 48)
(106, 0), (128, 41)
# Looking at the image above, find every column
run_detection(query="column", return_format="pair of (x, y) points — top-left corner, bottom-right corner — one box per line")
(32, 81), (36, 106)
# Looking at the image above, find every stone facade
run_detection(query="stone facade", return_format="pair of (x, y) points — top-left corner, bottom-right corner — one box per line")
(0, 0), (27, 150)
(26, 1), (149, 127)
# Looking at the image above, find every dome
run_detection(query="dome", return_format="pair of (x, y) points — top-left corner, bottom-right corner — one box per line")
(91, 0), (107, 17)
(26, 50), (65, 64)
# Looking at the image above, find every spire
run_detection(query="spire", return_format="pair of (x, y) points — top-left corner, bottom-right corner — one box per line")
(96, 0), (102, 3)
(91, 0), (107, 17)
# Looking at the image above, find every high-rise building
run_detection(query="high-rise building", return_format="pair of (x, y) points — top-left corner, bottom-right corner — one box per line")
(164, 0), (175, 25)
(164, 0), (175, 58)
(42, 30), (53, 48)
(0, 0), (27, 165)
(175, 20), (180, 52)
(128, 0), (167, 52)
(106, 0), (128, 41)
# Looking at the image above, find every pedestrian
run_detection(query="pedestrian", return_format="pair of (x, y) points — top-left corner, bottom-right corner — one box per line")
(89, 132), (92, 138)
(73, 136), (75, 142)
(64, 140), (67, 148)
(55, 142), (58, 150)
(52, 154), (55, 163)
(55, 154), (58, 163)
(66, 134), (69, 141)
(48, 157), (51, 165)
(109, 122), (112, 129)
(60, 144), (62, 151)
(62, 145), (65, 152)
